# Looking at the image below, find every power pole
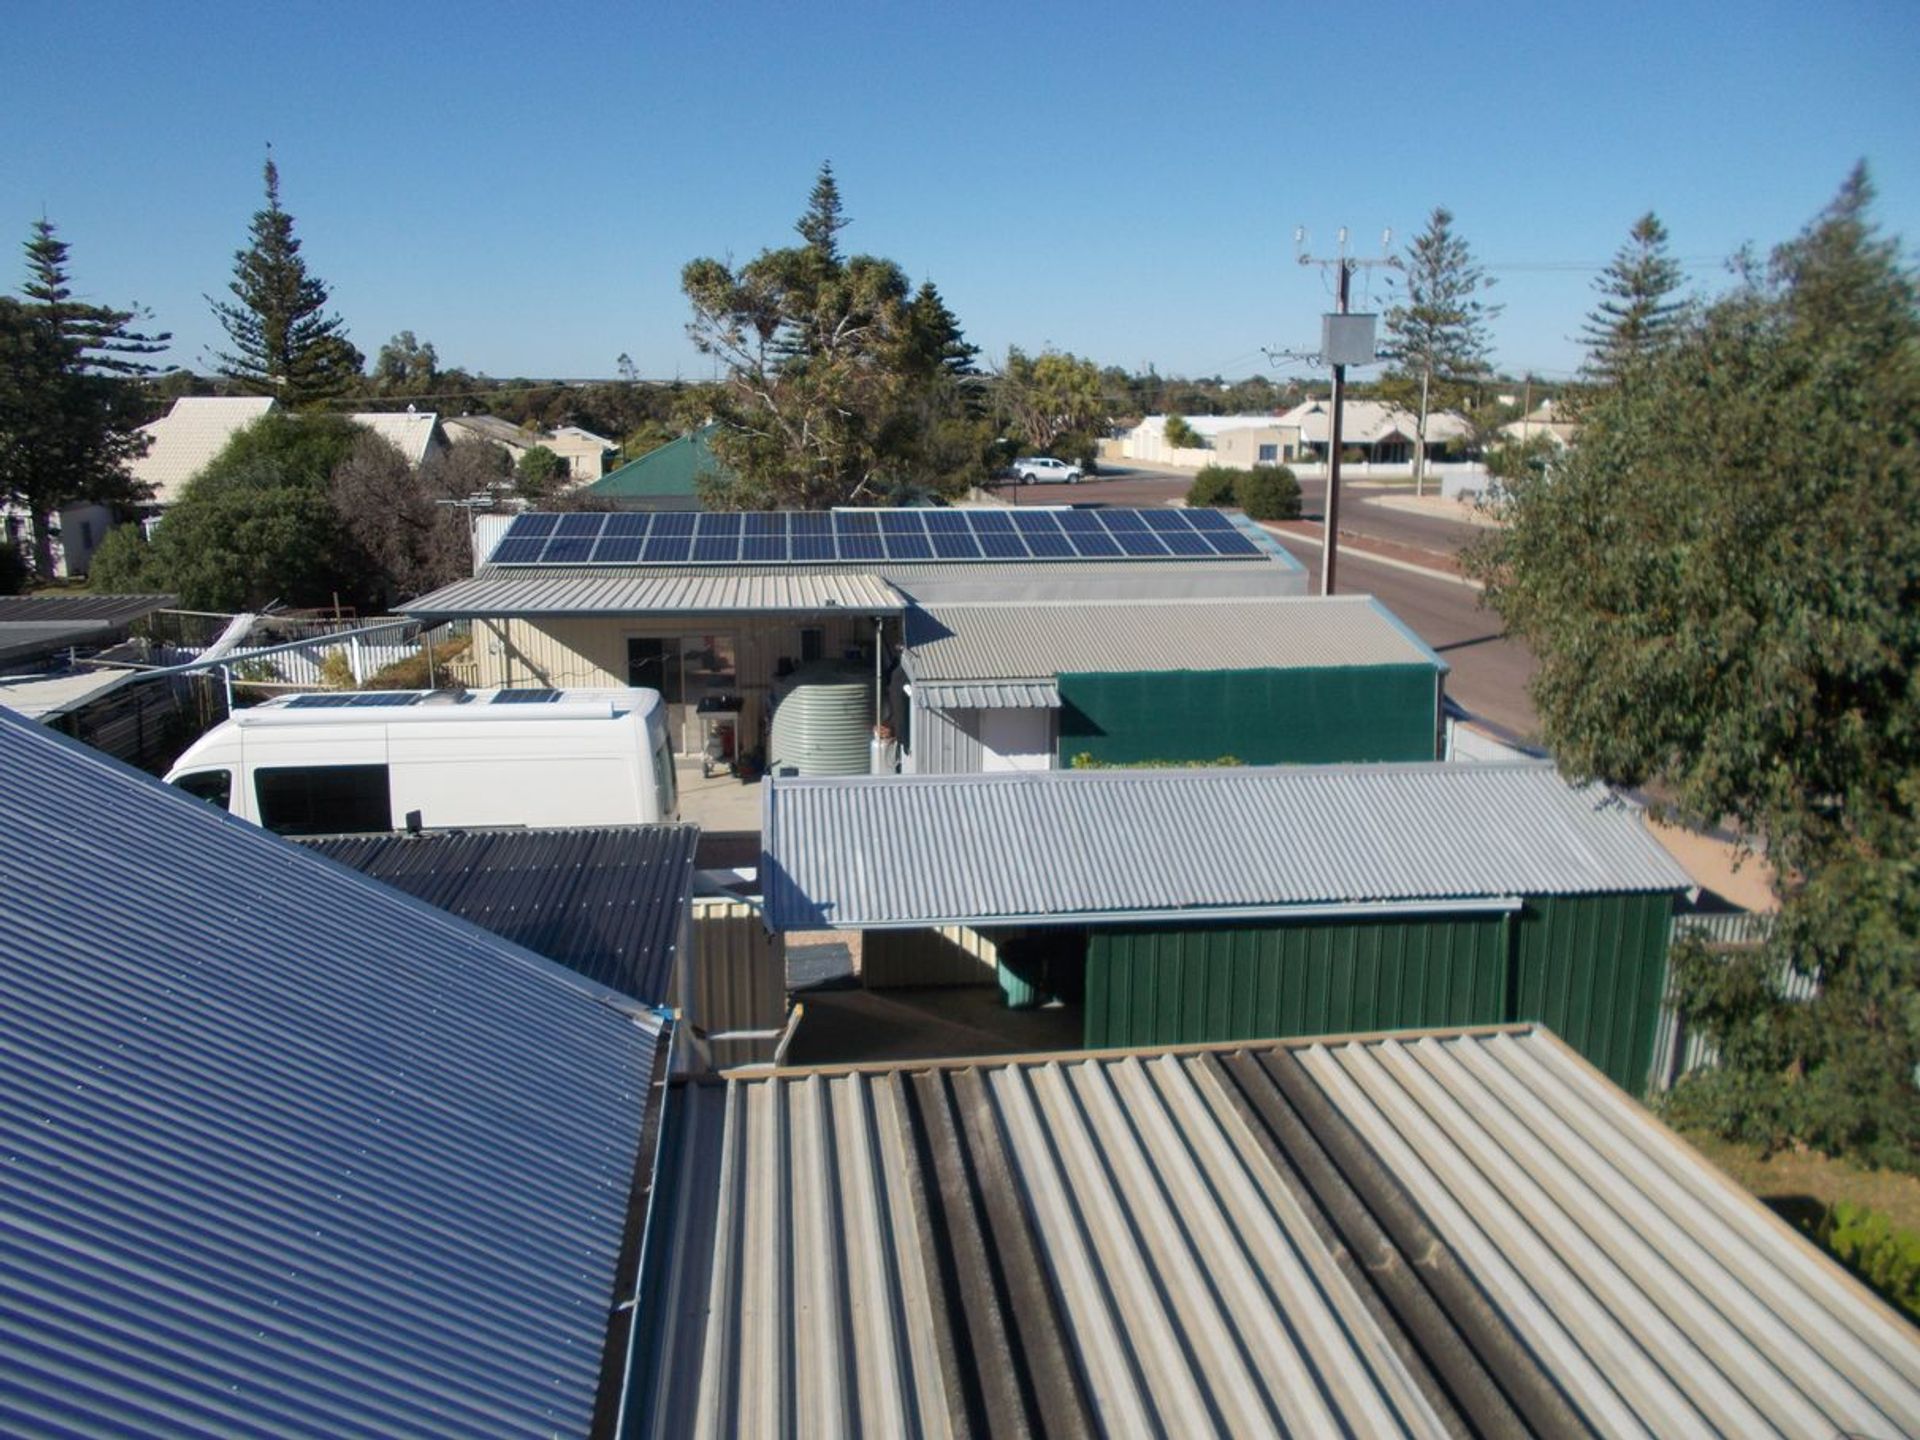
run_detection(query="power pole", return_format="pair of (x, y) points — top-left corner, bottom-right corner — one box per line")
(1292, 228), (1399, 595)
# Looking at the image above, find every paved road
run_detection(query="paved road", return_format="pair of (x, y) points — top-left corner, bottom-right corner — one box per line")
(998, 465), (1483, 560)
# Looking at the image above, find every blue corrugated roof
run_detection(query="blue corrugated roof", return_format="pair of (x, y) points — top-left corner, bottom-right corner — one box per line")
(0, 707), (671, 1438)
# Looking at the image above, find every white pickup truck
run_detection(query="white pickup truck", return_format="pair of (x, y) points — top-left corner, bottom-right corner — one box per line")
(1011, 456), (1083, 484)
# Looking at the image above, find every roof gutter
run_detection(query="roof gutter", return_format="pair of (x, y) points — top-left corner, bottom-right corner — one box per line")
(776, 895), (1526, 932)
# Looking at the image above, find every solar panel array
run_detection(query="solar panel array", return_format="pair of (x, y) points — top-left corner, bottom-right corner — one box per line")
(284, 692), (426, 710)
(488, 508), (1267, 566)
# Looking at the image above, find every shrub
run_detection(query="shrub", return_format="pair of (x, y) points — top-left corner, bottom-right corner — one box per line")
(1187, 466), (1238, 507)
(1163, 415), (1205, 450)
(364, 634), (472, 690)
(1811, 1202), (1920, 1320)
(1238, 465), (1302, 521)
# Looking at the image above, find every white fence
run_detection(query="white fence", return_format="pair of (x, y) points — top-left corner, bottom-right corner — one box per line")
(160, 618), (434, 690)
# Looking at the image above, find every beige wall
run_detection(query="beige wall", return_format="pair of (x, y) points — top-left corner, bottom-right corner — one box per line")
(1213, 425), (1301, 468)
(473, 614), (883, 751)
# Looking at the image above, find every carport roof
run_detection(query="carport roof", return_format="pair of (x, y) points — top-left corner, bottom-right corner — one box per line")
(402, 567), (906, 617)
(633, 1025), (1920, 1437)
(761, 760), (1694, 930)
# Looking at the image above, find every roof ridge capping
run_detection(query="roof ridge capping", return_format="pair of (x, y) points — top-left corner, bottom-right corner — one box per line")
(767, 757), (1567, 787)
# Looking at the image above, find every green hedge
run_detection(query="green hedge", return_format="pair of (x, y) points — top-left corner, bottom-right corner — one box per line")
(1812, 1201), (1920, 1320)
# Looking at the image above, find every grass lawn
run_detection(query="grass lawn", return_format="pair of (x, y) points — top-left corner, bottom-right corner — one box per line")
(1682, 1127), (1920, 1236)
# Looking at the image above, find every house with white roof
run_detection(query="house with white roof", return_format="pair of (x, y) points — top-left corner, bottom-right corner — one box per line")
(1120, 413), (1302, 467)
(1278, 397), (1474, 464)
(130, 395), (279, 510)
(347, 407), (448, 468)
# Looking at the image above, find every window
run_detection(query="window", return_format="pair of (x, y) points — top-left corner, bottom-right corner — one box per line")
(627, 636), (682, 703)
(254, 765), (392, 836)
(172, 769), (232, 812)
(800, 627), (825, 664)
(1257, 443), (1278, 464)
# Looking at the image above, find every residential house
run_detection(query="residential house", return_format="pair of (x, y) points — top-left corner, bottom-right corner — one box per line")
(1500, 396), (1580, 449)
(586, 424), (727, 510)
(349, 407), (448, 468)
(1120, 413), (1303, 467)
(129, 394), (278, 511)
(443, 415), (615, 482)
(1279, 397), (1473, 464)
(400, 507), (1307, 760)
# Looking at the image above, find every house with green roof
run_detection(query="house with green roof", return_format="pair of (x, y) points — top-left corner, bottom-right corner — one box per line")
(586, 424), (727, 509)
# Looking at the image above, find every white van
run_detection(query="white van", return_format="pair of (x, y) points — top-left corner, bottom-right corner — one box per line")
(164, 688), (679, 836)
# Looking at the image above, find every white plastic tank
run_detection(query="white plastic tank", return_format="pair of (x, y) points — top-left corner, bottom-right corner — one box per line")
(767, 662), (873, 777)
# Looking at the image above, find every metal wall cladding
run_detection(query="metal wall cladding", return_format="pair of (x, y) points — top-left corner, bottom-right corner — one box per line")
(631, 1027), (1920, 1437)
(309, 825), (699, 1006)
(689, 899), (789, 1066)
(1086, 915), (1511, 1049)
(1057, 665), (1440, 767)
(1086, 893), (1676, 1094)
(861, 924), (1001, 988)
(1515, 891), (1675, 1093)
(0, 709), (668, 1440)
(904, 696), (983, 774)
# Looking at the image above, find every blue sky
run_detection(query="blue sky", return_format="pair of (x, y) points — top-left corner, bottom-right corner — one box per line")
(4, 1), (1915, 385)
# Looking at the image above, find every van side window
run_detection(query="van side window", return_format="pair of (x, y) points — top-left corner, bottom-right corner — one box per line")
(172, 769), (233, 811)
(254, 765), (392, 836)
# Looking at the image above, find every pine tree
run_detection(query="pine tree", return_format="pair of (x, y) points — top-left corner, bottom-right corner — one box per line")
(1579, 212), (1686, 384)
(0, 219), (169, 577)
(209, 155), (362, 406)
(795, 161), (849, 260)
(1384, 207), (1500, 494)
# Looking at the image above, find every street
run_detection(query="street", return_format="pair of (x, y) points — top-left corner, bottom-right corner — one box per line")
(999, 463), (1541, 742)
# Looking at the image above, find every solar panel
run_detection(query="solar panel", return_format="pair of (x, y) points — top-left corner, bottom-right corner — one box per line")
(1065, 529), (1121, 558)
(591, 535), (647, 563)
(642, 534), (693, 563)
(541, 536), (598, 564)
(506, 513), (558, 540)
(284, 692), (423, 709)
(490, 537), (547, 564)
(491, 689), (564, 705)
(1204, 530), (1265, 556)
(483, 507), (1277, 567)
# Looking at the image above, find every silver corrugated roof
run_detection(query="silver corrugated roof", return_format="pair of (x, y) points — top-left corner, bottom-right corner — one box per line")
(404, 552), (1304, 619)
(633, 1026), (1920, 1437)
(403, 568), (905, 617)
(910, 678), (1060, 709)
(903, 593), (1444, 681)
(762, 761), (1694, 929)
(0, 708), (671, 1438)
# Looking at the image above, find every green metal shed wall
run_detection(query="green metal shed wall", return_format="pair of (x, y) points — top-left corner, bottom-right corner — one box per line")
(1513, 892), (1675, 1097)
(1085, 914), (1511, 1051)
(1083, 892), (1674, 1093)
(1055, 665), (1438, 767)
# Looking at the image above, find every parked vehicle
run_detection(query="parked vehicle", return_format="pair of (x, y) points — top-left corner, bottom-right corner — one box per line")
(1012, 456), (1083, 484)
(164, 688), (678, 835)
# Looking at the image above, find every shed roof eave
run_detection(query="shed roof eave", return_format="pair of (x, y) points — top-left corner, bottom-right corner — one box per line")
(770, 895), (1529, 932)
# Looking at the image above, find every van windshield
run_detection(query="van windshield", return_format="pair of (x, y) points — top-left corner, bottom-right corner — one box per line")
(172, 769), (233, 811)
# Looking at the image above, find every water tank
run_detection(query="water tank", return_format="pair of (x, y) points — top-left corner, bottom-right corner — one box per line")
(768, 662), (873, 777)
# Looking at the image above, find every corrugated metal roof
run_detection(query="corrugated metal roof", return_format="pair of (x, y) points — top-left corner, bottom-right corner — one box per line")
(762, 761), (1694, 929)
(633, 1025), (1920, 1437)
(403, 542), (1305, 620)
(130, 396), (278, 505)
(349, 410), (443, 467)
(0, 707), (671, 1439)
(911, 678), (1060, 709)
(904, 593), (1443, 681)
(402, 568), (906, 617)
(0, 666), (139, 719)
(588, 425), (723, 500)
(303, 826), (699, 1005)
(0, 593), (175, 626)
(0, 618), (118, 663)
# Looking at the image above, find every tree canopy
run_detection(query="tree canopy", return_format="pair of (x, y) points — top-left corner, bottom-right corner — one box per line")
(681, 164), (991, 508)
(209, 156), (363, 406)
(994, 347), (1107, 464)
(1468, 167), (1920, 1168)
(1579, 212), (1687, 384)
(1383, 208), (1500, 492)
(0, 220), (169, 576)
